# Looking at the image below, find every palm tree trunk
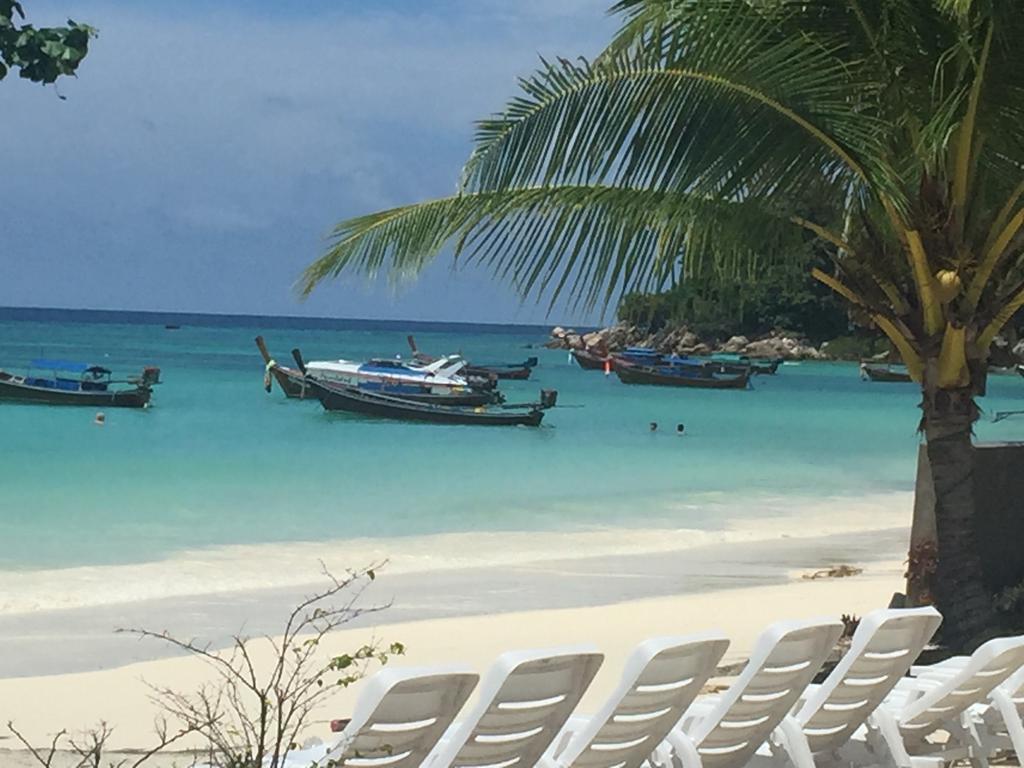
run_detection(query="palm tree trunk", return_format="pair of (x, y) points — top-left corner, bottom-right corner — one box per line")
(921, 383), (1000, 652)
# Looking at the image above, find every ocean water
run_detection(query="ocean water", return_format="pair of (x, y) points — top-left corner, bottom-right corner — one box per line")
(2, 308), (1023, 611)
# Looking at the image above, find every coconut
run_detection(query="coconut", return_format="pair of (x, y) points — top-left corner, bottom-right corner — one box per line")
(935, 269), (962, 304)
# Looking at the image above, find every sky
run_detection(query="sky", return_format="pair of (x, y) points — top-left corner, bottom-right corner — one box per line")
(1, 0), (615, 324)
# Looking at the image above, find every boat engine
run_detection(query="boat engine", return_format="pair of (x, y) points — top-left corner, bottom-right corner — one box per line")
(140, 366), (162, 387)
(540, 389), (558, 409)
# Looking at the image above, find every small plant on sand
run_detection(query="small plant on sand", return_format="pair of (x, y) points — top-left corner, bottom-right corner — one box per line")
(8, 565), (399, 768)
(6, 718), (207, 768)
(120, 563), (402, 768)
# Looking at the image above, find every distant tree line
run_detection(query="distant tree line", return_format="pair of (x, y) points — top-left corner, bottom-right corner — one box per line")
(617, 251), (852, 344)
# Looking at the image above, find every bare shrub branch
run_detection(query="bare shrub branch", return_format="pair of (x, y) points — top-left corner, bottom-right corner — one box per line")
(117, 562), (400, 768)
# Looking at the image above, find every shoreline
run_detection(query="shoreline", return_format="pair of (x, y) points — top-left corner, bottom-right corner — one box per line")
(0, 491), (913, 616)
(1, 492), (914, 758)
(0, 554), (908, 758)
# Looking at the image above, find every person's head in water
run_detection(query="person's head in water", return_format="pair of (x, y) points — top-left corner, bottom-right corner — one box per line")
(676, 423), (685, 435)
(94, 412), (106, 426)
(649, 421), (658, 432)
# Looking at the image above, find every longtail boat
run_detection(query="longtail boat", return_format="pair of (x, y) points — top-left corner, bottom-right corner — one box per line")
(617, 347), (777, 375)
(614, 360), (750, 389)
(407, 336), (537, 380)
(0, 359), (160, 407)
(571, 349), (612, 370)
(708, 353), (782, 375)
(257, 336), (312, 398)
(293, 351), (553, 426)
(860, 362), (913, 383)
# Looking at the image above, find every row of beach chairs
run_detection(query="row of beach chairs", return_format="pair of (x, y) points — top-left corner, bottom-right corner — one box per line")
(283, 607), (1024, 768)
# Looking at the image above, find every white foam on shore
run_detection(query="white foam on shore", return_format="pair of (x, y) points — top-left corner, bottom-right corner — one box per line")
(0, 491), (911, 615)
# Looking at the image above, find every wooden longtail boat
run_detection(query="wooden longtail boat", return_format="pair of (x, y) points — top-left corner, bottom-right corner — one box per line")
(614, 361), (751, 389)
(571, 349), (612, 370)
(294, 351), (553, 426)
(407, 336), (537, 380)
(0, 360), (160, 407)
(708, 354), (782, 375)
(860, 363), (913, 383)
(617, 347), (777, 376)
(257, 336), (313, 398)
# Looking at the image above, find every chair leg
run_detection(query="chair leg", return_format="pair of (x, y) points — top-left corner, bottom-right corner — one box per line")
(991, 689), (1024, 761)
(771, 717), (817, 768)
(947, 710), (989, 768)
(864, 710), (914, 768)
(666, 730), (704, 768)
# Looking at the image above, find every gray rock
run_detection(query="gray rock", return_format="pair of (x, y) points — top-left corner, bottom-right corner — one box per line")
(722, 335), (749, 353)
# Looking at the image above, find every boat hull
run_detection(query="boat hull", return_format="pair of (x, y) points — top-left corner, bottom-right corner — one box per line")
(571, 349), (611, 370)
(465, 365), (532, 380)
(614, 363), (750, 389)
(0, 373), (151, 407)
(308, 380), (544, 426)
(861, 365), (913, 383)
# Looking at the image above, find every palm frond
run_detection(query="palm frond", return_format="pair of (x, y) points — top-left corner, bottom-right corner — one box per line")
(460, 4), (892, 207)
(301, 184), (800, 312)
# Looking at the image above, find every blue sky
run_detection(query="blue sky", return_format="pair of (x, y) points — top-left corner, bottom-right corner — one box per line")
(1, 0), (614, 324)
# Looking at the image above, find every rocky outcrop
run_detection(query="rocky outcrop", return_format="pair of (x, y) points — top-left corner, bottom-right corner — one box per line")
(547, 323), (826, 360)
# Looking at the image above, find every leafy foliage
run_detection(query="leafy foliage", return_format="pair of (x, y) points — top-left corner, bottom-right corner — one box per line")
(0, 1), (94, 85)
(618, 251), (850, 342)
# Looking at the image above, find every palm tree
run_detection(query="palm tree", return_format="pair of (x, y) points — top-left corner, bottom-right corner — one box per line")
(301, 0), (1024, 651)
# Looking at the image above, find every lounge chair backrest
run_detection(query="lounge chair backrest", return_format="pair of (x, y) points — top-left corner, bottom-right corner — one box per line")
(899, 634), (1024, 734)
(796, 607), (941, 753)
(690, 618), (843, 768)
(559, 633), (730, 768)
(324, 666), (479, 768)
(430, 646), (603, 768)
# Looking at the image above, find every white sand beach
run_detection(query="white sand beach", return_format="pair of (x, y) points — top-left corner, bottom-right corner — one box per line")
(0, 518), (910, 765)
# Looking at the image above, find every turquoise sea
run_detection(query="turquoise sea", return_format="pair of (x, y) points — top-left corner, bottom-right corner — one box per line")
(2, 308), (1024, 610)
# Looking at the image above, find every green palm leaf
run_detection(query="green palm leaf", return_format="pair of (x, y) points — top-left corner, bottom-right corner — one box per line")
(301, 184), (800, 313)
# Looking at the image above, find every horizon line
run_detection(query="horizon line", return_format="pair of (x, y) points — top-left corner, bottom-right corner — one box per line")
(0, 304), (595, 332)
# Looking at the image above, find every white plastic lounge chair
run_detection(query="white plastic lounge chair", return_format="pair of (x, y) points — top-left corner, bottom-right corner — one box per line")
(282, 665), (479, 768)
(663, 618), (844, 768)
(540, 632), (731, 768)
(847, 633), (1024, 767)
(426, 645), (604, 768)
(907, 635), (1024, 764)
(761, 607), (942, 768)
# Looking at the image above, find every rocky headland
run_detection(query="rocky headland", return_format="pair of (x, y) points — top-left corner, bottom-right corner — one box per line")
(547, 323), (1024, 365)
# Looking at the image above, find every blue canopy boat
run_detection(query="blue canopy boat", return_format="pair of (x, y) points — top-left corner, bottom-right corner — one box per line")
(0, 359), (161, 407)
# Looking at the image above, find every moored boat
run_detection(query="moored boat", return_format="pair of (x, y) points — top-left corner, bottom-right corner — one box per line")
(614, 360), (750, 389)
(616, 347), (774, 375)
(292, 351), (554, 426)
(571, 348), (612, 370)
(407, 336), (536, 380)
(257, 337), (501, 405)
(860, 362), (913, 383)
(257, 336), (314, 398)
(708, 353), (781, 375)
(0, 360), (160, 407)
(308, 380), (549, 426)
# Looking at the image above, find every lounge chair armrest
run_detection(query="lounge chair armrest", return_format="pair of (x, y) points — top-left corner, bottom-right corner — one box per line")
(678, 697), (719, 733)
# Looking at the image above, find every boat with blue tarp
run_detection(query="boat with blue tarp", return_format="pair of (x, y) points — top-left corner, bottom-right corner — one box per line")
(0, 359), (161, 407)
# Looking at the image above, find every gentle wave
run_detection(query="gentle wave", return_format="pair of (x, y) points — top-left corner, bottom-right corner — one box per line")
(0, 491), (911, 615)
